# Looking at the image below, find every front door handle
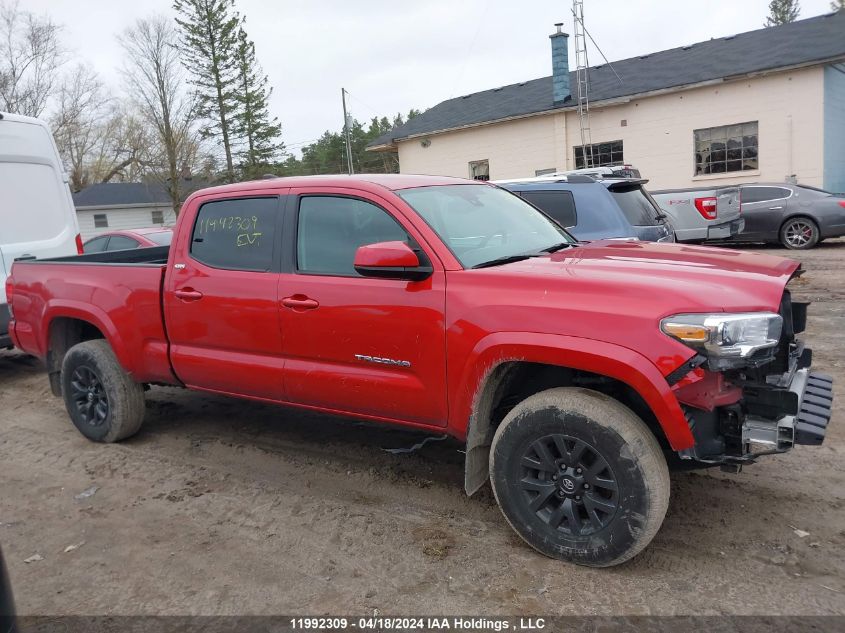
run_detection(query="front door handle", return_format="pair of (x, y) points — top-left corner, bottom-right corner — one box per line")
(769, 206), (784, 210)
(174, 288), (204, 301)
(281, 295), (319, 311)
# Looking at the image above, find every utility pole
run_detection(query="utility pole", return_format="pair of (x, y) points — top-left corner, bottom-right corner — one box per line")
(341, 88), (354, 175)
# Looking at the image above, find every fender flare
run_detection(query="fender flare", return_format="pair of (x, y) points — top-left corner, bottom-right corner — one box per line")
(41, 301), (136, 375)
(453, 332), (693, 495)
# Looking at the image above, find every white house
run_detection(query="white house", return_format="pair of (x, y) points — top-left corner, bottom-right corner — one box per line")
(367, 12), (845, 193)
(72, 182), (185, 239)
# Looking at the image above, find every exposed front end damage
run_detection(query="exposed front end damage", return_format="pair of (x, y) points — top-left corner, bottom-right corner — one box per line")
(671, 280), (834, 469)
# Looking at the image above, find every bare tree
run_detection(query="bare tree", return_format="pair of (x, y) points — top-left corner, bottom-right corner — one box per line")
(95, 106), (156, 184)
(51, 64), (112, 191)
(118, 15), (197, 213)
(0, 0), (63, 117)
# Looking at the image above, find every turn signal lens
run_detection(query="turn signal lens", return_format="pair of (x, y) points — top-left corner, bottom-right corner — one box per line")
(661, 322), (709, 342)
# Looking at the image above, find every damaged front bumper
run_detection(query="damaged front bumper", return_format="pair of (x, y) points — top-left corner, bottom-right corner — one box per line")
(741, 369), (833, 450)
(674, 285), (835, 467)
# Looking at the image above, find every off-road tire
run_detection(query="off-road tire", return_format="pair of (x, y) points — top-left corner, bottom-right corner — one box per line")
(61, 339), (145, 442)
(780, 217), (820, 250)
(489, 387), (670, 567)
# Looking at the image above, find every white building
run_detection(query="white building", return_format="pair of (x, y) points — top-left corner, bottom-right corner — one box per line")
(367, 12), (845, 193)
(72, 182), (183, 240)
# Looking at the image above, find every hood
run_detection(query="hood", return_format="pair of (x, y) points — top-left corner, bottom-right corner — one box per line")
(486, 240), (798, 316)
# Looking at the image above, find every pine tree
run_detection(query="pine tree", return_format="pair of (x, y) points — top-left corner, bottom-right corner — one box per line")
(173, 0), (241, 181)
(765, 0), (800, 26)
(232, 25), (284, 178)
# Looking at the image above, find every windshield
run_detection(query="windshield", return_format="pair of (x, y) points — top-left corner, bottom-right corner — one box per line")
(397, 184), (575, 268)
(147, 230), (173, 246)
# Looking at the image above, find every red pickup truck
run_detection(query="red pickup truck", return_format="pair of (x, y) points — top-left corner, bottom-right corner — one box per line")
(7, 174), (834, 567)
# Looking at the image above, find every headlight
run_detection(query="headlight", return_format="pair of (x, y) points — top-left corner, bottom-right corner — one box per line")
(661, 312), (782, 363)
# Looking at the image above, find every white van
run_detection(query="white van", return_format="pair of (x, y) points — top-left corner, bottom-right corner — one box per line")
(0, 112), (81, 348)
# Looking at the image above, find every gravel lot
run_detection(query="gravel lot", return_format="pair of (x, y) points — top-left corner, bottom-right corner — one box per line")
(1, 240), (844, 616)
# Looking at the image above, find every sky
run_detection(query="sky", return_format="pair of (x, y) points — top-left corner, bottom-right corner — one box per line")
(24, 0), (838, 155)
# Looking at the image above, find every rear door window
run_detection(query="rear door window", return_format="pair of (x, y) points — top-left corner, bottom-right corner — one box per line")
(741, 187), (791, 203)
(191, 197), (279, 271)
(84, 236), (109, 253)
(106, 236), (140, 251)
(609, 186), (662, 226)
(520, 190), (577, 228)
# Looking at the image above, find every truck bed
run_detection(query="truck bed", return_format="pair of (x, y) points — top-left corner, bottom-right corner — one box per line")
(22, 245), (170, 266)
(9, 247), (175, 385)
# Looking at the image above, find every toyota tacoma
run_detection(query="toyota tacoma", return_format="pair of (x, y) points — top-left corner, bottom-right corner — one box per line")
(6, 174), (834, 567)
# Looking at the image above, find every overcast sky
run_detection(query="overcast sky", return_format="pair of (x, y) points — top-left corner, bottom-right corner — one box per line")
(25, 0), (837, 154)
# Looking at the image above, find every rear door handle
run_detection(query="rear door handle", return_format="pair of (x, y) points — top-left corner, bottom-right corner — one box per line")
(174, 288), (203, 301)
(281, 295), (319, 311)
(769, 206), (784, 210)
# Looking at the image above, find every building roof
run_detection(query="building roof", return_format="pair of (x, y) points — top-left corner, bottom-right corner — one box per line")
(73, 182), (172, 208)
(368, 11), (845, 149)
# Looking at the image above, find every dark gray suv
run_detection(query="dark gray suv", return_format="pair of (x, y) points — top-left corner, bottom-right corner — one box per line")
(497, 176), (675, 243)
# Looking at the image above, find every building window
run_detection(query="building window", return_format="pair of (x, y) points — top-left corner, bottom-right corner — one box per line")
(151, 210), (165, 224)
(93, 213), (108, 228)
(535, 168), (557, 176)
(574, 140), (623, 169)
(469, 160), (490, 181)
(694, 121), (758, 175)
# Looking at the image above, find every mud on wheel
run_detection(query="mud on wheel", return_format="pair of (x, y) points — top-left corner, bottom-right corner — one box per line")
(61, 339), (146, 443)
(489, 387), (670, 567)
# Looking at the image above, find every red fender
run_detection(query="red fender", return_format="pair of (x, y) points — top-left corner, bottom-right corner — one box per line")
(450, 332), (694, 450)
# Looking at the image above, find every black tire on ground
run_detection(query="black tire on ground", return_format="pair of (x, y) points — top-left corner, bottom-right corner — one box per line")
(780, 217), (820, 250)
(61, 339), (145, 442)
(489, 387), (670, 567)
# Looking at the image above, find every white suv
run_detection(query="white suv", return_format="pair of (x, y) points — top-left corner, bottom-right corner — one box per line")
(0, 112), (81, 348)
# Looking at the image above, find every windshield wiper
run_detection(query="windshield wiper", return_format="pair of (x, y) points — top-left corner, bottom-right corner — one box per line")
(541, 242), (575, 253)
(472, 253), (537, 269)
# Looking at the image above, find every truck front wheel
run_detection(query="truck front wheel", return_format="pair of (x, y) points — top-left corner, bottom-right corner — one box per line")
(489, 387), (670, 567)
(61, 340), (146, 442)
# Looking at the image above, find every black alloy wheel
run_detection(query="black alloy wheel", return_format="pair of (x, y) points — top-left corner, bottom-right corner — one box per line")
(69, 365), (110, 427)
(519, 434), (619, 536)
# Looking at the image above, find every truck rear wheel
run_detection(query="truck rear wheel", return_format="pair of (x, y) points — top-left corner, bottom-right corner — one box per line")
(489, 387), (669, 567)
(61, 339), (145, 442)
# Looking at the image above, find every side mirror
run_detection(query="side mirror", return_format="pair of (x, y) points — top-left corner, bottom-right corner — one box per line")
(353, 241), (433, 281)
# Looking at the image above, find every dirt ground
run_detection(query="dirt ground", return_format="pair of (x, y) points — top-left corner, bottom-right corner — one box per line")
(1, 240), (844, 616)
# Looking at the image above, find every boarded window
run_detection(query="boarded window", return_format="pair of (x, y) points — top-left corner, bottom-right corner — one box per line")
(469, 160), (490, 181)
(93, 214), (108, 228)
(151, 210), (165, 224)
